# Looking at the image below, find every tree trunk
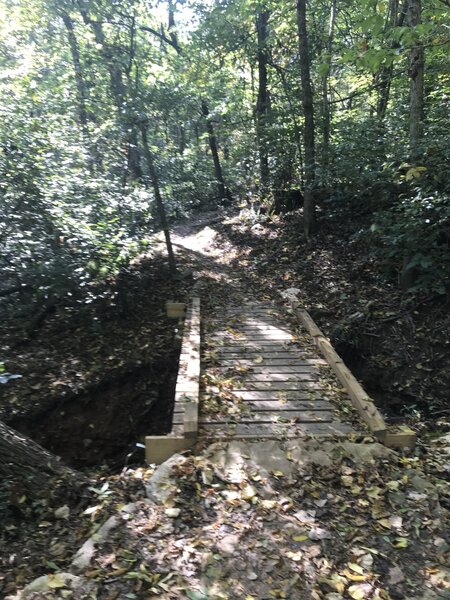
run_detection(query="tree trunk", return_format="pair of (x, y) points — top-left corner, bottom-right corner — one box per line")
(77, 4), (142, 180)
(139, 121), (177, 275)
(201, 99), (233, 205)
(376, 0), (407, 123)
(297, 0), (317, 237)
(400, 0), (424, 290)
(321, 0), (336, 179)
(272, 64), (303, 185)
(60, 11), (90, 137)
(0, 420), (79, 499)
(407, 0), (424, 162)
(255, 11), (271, 192)
(60, 9), (98, 172)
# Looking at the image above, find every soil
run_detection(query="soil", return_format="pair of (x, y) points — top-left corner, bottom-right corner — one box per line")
(0, 254), (189, 468)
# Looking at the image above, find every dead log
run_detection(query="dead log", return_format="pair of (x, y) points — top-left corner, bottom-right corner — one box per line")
(0, 420), (84, 502)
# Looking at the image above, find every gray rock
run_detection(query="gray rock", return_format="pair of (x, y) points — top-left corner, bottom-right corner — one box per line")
(145, 453), (187, 503)
(71, 503), (137, 572)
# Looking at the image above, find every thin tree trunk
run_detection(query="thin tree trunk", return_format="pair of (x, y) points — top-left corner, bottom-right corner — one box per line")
(60, 10), (97, 172)
(297, 0), (317, 237)
(60, 11), (90, 137)
(401, 0), (425, 290)
(201, 99), (233, 204)
(407, 0), (424, 162)
(321, 0), (336, 178)
(77, 3), (142, 180)
(255, 11), (271, 192)
(376, 0), (407, 123)
(139, 121), (176, 275)
(273, 64), (304, 184)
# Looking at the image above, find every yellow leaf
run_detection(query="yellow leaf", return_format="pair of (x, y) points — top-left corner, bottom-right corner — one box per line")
(378, 518), (392, 529)
(392, 537), (409, 548)
(47, 574), (67, 589)
(292, 534), (308, 542)
(343, 571), (366, 582)
(242, 485), (257, 500)
(254, 356), (264, 363)
(348, 563), (364, 575)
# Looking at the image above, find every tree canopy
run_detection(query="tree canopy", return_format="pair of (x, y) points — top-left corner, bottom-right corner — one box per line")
(1, 0), (449, 304)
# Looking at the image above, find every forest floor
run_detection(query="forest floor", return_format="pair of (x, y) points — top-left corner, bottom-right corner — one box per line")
(1, 206), (449, 599)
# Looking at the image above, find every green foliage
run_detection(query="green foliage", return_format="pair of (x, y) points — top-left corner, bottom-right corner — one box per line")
(370, 190), (450, 294)
(0, 0), (449, 310)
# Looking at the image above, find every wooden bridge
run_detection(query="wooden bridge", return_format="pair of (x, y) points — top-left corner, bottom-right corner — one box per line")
(146, 298), (415, 464)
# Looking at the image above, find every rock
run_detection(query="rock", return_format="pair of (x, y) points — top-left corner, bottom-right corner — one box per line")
(145, 453), (187, 504)
(204, 440), (296, 487)
(71, 503), (137, 572)
(287, 440), (332, 468)
(337, 442), (394, 464)
(54, 505), (70, 519)
(247, 441), (295, 475)
(12, 573), (97, 599)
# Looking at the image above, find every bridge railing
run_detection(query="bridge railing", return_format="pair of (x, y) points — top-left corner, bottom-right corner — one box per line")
(145, 297), (200, 464)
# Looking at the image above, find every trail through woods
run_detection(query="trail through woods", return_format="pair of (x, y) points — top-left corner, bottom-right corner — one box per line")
(1, 209), (449, 599)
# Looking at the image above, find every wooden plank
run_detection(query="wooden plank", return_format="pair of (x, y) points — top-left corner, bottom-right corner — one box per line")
(215, 366), (318, 374)
(234, 381), (323, 391)
(212, 338), (298, 345)
(241, 372), (318, 382)
(216, 358), (327, 367)
(213, 351), (317, 358)
(199, 421), (354, 438)
(380, 428), (416, 449)
(145, 435), (193, 464)
(237, 399), (334, 411)
(295, 308), (387, 435)
(197, 411), (335, 424)
(214, 344), (306, 356)
(214, 325), (292, 333)
(189, 400), (333, 412)
(211, 334), (294, 341)
(146, 297), (201, 464)
(230, 390), (326, 401)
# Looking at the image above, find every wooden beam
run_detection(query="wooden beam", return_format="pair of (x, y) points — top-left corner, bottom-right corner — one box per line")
(145, 435), (193, 464)
(293, 307), (416, 449)
(295, 308), (386, 433)
(145, 297), (201, 464)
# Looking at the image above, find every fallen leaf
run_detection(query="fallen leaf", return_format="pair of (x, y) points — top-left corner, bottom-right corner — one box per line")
(392, 537), (409, 548)
(292, 534), (308, 542)
(47, 574), (67, 589)
(348, 563), (364, 575)
(347, 584), (367, 599)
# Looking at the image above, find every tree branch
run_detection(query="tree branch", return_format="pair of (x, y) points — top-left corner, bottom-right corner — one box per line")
(140, 25), (182, 54)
